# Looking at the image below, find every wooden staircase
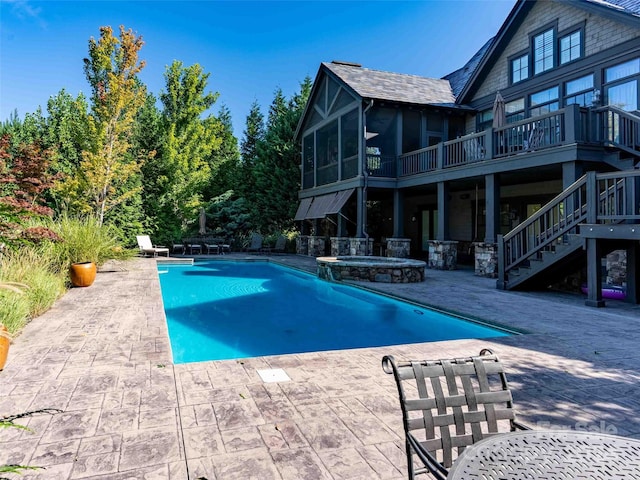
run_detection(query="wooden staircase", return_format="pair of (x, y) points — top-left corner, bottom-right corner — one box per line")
(498, 108), (640, 292)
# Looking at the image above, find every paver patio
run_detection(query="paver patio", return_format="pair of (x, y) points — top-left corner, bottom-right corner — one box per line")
(2, 254), (640, 479)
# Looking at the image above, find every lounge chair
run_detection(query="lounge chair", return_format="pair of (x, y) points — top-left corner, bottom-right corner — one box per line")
(382, 349), (528, 480)
(246, 233), (263, 253)
(136, 235), (169, 257)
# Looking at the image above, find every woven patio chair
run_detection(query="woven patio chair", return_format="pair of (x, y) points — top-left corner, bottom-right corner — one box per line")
(382, 349), (528, 480)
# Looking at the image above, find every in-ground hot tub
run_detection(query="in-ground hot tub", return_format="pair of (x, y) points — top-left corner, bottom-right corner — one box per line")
(317, 256), (426, 283)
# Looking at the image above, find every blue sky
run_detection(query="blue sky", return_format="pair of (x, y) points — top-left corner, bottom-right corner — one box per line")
(1, 0), (516, 136)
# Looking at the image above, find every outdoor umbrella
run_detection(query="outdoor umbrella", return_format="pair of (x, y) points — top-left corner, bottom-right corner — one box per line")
(199, 207), (207, 235)
(492, 91), (506, 128)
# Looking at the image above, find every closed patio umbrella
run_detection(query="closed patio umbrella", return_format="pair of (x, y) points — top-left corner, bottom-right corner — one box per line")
(199, 207), (207, 235)
(492, 91), (506, 128)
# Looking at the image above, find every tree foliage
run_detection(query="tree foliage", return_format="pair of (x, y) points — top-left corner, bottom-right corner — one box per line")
(62, 25), (147, 227)
(156, 61), (222, 239)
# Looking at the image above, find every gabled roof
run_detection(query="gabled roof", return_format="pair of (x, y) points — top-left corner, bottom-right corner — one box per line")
(457, 0), (640, 103)
(443, 37), (494, 99)
(323, 61), (456, 106)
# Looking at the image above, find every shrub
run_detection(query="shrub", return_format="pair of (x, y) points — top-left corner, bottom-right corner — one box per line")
(46, 215), (133, 273)
(0, 247), (64, 335)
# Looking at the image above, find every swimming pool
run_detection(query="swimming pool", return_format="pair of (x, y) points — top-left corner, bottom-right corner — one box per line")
(158, 261), (510, 363)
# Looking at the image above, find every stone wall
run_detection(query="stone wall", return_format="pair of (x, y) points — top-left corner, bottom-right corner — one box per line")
(606, 249), (626, 286)
(349, 238), (374, 256)
(428, 240), (458, 270)
(296, 235), (309, 255)
(474, 242), (498, 278)
(308, 236), (326, 257)
(317, 262), (425, 283)
(386, 238), (411, 258)
(330, 237), (351, 256)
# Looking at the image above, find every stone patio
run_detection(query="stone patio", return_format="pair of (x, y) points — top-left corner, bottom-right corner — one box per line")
(2, 254), (640, 479)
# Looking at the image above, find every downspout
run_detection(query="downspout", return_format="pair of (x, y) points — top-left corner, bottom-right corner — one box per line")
(362, 99), (374, 253)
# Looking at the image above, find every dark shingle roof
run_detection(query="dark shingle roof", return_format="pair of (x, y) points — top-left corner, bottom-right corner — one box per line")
(443, 37), (494, 99)
(323, 61), (456, 106)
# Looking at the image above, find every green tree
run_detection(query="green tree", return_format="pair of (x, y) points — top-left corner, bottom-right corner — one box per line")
(253, 77), (312, 233)
(158, 60), (221, 237)
(61, 25), (147, 226)
(238, 100), (264, 200)
(204, 105), (240, 201)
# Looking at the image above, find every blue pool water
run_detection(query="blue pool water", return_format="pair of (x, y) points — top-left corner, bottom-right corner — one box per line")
(158, 261), (510, 363)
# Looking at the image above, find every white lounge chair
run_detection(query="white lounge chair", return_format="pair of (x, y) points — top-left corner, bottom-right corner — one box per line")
(136, 235), (169, 257)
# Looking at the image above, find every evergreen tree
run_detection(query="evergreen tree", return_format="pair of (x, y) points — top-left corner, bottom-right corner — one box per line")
(238, 100), (264, 200)
(158, 60), (221, 238)
(204, 104), (240, 201)
(253, 77), (312, 233)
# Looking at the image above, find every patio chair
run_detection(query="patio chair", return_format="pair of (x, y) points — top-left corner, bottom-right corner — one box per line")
(246, 233), (263, 253)
(382, 349), (528, 480)
(272, 234), (287, 253)
(136, 235), (169, 257)
(203, 237), (220, 255)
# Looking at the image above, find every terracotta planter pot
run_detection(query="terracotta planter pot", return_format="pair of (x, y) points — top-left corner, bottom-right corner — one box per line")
(0, 325), (9, 371)
(70, 261), (97, 287)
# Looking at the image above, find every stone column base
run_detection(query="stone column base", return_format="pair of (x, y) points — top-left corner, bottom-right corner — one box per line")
(349, 238), (374, 256)
(474, 242), (498, 278)
(428, 240), (458, 270)
(296, 235), (309, 255)
(308, 236), (326, 257)
(386, 238), (411, 258)
(330, 237), (351, 256)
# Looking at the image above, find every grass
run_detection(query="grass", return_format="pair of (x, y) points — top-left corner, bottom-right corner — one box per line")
(0, 246), (65, 335)
(0, 215), (134, 336)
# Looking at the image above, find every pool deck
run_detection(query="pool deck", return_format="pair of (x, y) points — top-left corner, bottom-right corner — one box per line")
(2, 253), (640, 479)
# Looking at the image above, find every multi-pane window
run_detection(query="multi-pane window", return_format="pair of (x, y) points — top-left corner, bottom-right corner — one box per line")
(605, 58), (640, 111)
(565, 75), (594, 107)
(506, 98), (525, 123)
(560, 30), (581, 64)
(530, 86), (559, 116)
(477, 109), (493, 131)
(511, 54), (529, 83)
(533, 28), (554, 75)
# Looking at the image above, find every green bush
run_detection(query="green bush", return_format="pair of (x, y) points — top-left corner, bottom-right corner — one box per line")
(46, 215), (133, 273)
(0, 247), (65, 335)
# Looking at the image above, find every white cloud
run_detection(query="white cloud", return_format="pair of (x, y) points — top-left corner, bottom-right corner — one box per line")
(3, 0), (47, 28)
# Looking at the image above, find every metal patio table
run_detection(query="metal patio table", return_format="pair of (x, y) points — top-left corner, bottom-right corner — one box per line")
(446, 430), (640, 479)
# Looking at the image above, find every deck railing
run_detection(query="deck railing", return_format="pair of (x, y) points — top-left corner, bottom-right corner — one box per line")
(593, 105), (640, 154)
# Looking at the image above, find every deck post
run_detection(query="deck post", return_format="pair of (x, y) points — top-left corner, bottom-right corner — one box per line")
(585, 237), (605, 307)
(437, 181), (449, 241)
(485, 174), (500, 243)
(496, 235), (506, 289)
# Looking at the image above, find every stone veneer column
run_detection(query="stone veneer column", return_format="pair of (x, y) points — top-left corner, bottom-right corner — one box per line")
(474, 242), (498, 278)
(296, 235), (309, 255)
(330, 237), (351, 256)
(308, 236), (326, 257)
(386, 238), (411, 258)
(349, 238), (374, 256)
(427, 240), (458, 270)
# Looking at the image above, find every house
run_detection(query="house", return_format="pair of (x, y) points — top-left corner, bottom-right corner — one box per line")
(294, 0), (640, 306)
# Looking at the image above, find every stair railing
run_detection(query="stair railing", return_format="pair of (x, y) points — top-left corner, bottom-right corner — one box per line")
(498, 175), (588, 288)
(593, 105), (640, 155)
(498, 170), (640, 288)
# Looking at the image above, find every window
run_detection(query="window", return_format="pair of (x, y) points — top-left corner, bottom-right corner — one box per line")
(530, 86), (559, 116)
(605, 58), (640, 111)
(511, 54), (529, 83)
(565, 75), (594, 107)
(560, 30), (581, 64)
(605, 58), (640, 83)
(477, 109), (493, 131)
(505, 98), (525, 123)
(533, 28), (554, 75)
